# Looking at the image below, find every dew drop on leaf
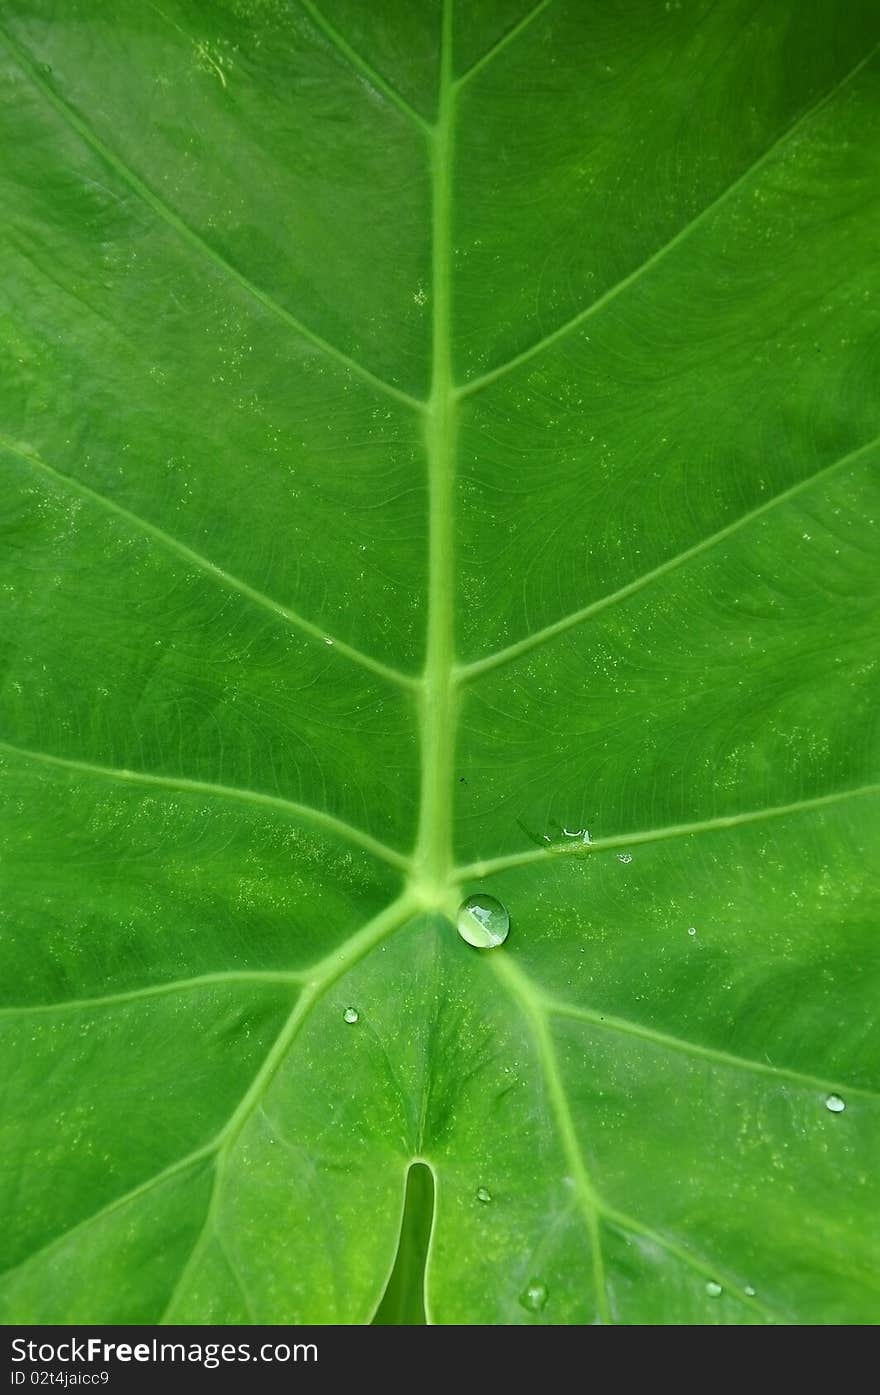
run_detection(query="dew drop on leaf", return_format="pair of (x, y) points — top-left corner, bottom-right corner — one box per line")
(687, 926), (697, 936)
(519, 1280), (548, 1312)
(617, 852), (633, 864)
(824, 1093), (845, 1113)
(457, 893), (510, 948)
(744, 1285), (756, 1297)
(343, 1007), (359, 1024)
(705, 1281), (722, 1297)
(476, 1186), (492, 1204)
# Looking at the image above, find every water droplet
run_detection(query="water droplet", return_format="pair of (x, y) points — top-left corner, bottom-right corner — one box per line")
(457, 893), (510, 949)
(705, 1280), (722, 1297)
(343, 1007), (359, 1024)
(323, 636), (334, 646)
(617, 852), (633, 864)
(744, 1285), (756, 1297)
(39, 62), (52, 76)
(687, 926), (697, 936)
(519, 1280), (548, 1312)
(825, 1093), (846, 1113)
(475, 1186), (491, 1204)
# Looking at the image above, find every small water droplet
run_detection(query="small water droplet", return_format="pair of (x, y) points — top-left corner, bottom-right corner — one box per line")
(744, 1285), (756, 1297)
(39, 62), (53, 76)
(825, 1093), (846, 1113)
(343, 1007), (359, 1024)
(323, 636), (334, 646)
(687, 926), (697, 936)
(457, 893), (510, 949)
(617, 852), (633, 864)
(705, 1280), (722, 1298)
(476, 1186), (491, 1204)
(519, 1280), (548, 1312)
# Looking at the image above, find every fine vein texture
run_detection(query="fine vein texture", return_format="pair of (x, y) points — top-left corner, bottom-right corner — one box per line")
(1, 0), (879, 1326)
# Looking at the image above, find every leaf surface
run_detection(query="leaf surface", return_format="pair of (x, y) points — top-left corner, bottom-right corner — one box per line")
(1, 0), (879, 1325)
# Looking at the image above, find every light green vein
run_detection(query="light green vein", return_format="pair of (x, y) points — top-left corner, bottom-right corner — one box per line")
(0, 1146), (216, 1289)
(0, 895), (415, 1296)
(457, 429), (880, 681)
(0, 972), (304, 1019)
(0, 23), (424, 415)
(457, 42), (879, 398)
(491, 953), (611, 1324)
(601, 1204), (784, 1324)
(455, 0), (555, 88)
(456, 780), (880, 879)
(0, 738), (413, 873)
(0, 433), (416, 691)
(495, 953), (791, 1324)
(415, 0), (457, 891)
(159, 893), (416, 1320)
(298, 0), (432, 134)
(543, 997), (880, 1103)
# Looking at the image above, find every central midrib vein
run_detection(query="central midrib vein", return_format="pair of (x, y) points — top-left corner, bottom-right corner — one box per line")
(416, 0), (457, 894)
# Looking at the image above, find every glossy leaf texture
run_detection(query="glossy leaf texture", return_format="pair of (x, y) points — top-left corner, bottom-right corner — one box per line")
(1, 0), (879, 1326)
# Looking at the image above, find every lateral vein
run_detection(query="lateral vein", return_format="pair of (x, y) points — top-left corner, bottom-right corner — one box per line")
(457, 42), (880, 398)
(0, 972), (304, 1018)
(1, 433), (416, 692)
(299, 0), (433, 133)
(0, 22), (425, 414)
(454, 0), (555, 89)
(601, 1205), (785, 1323)
(0, 738), (413, 873)
(542, 997), (880, 1102)
(160, 894), (416, 1320)
(458, 429), (880, 681)
(491, 953), (612, 1323)
(0, 896), (415, 1301)
(456, 781), (880, 878)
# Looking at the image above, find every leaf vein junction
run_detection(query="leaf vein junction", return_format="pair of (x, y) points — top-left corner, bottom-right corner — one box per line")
(458, 430), (880, 680)
(458, 780), (880, 877)
(298, 0), (433, 134)
(0, 896), (415, 1303)
(456, 41), (880, 398)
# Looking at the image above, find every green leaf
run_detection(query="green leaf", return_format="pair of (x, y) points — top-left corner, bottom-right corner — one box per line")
(1, 0), (878, 1326)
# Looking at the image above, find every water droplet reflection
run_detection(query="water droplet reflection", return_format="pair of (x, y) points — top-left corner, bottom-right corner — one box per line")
(519, 1280), (548, 1312)
(457, 893), (510, 949)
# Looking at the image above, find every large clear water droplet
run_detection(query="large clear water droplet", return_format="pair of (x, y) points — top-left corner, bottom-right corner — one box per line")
(824, 1093), (845, 1113)
(343, 1007), (359, 1024)
(705, 1280), (722, 1298)
(457, 893), (510, 949)
(475, 1186), (492, 1204)
(519, 1280), (548, 1312)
